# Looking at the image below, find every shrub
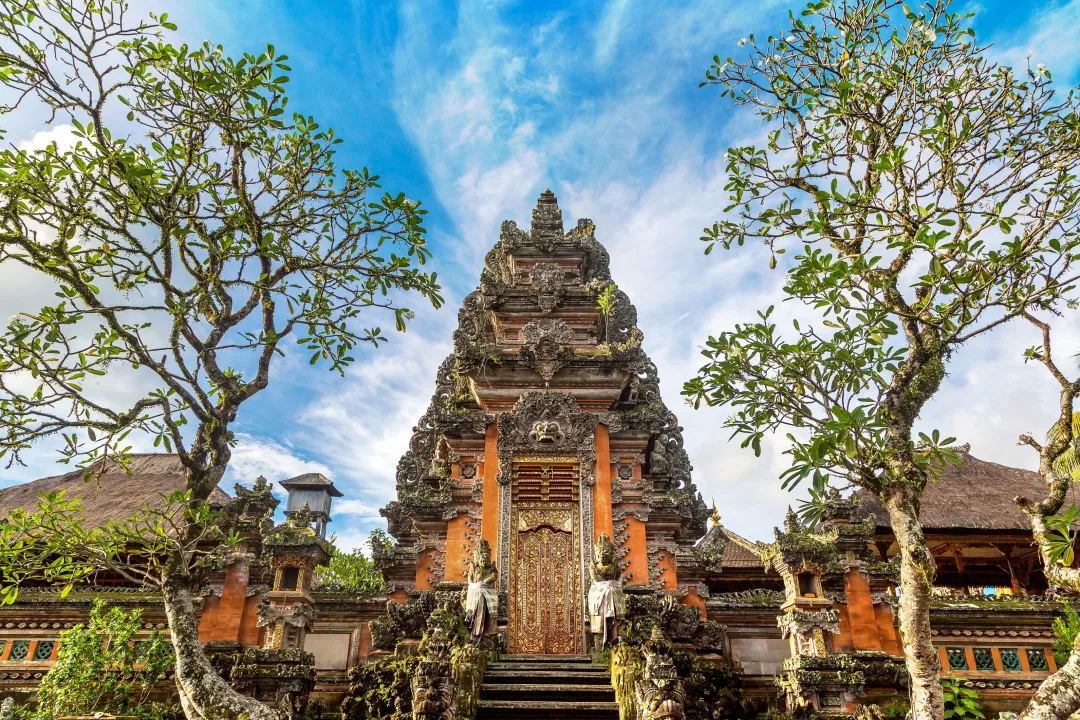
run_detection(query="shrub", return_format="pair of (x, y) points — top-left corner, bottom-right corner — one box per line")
(34, 600), (178, 720)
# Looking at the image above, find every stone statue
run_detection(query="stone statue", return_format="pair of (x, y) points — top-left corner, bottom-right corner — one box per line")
(636, 625), (687, 720)
(412, 624), (457, 720)
(0, 697), (14, 720)
(463, 538), (498, 643)
(588, 532), (626, 646)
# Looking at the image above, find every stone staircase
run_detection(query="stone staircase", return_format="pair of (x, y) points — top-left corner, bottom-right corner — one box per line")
(477, 654), (619, 719)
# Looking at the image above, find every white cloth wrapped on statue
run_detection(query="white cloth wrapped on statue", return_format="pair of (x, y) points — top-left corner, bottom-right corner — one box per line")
(465, 581), (498, 639)
(588, 579), (626, 646)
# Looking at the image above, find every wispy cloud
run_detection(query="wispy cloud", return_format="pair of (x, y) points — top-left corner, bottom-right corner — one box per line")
(595, 0), (632, 65)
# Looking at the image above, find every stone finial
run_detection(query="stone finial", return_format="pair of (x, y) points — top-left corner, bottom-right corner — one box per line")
(530, 189), (563, 251)
(783, 506), (801, 534)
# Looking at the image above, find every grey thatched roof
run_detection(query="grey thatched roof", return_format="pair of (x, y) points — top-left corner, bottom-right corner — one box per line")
(855, 451), (1065, 531)
(0, 453), (231, 529)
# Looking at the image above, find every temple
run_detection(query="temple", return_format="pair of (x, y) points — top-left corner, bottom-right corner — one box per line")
(0, 193), (1073, 720)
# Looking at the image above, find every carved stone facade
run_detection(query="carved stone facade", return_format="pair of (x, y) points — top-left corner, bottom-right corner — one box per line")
(377, 190), (711, 657)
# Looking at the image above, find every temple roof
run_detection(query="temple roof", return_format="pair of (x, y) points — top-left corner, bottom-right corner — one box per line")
(279, 472), (343, 497)
(0, 453), (231, 529)
(854, 450), (1059, 532)
(696, 523), (766, 569)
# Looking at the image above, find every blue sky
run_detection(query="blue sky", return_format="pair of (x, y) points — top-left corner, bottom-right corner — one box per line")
(4, 0), (1080, 550)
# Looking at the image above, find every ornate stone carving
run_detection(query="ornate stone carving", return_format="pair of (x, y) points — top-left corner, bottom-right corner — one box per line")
(778, 609), (841, 657)
(588, 533), (626, 646)
(531, 262), (564, 313)
(411, 625), (457, 720)
(636, 626), (687, 720)
(519, 319), (575, 382)
(530, 188), (564, 251)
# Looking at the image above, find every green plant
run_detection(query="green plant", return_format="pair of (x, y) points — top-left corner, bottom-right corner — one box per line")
(34, 600), (179, 720)
(315, 532), (386, 595)
(1052, 602), (1080, 667)
(595, 283), (617, 317)
(942, 678), (984, 720)
(880, 698), (912, 720)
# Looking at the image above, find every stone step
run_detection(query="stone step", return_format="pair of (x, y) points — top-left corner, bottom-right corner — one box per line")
(484, 669), (612, 685)
(476, 699), (620, 720)
(499, 654), (593, 662)
(480, 683), (615, 702)
(488, 662), (610, 673)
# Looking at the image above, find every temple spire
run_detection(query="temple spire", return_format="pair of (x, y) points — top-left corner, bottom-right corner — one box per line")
(530, 188), (563, 250)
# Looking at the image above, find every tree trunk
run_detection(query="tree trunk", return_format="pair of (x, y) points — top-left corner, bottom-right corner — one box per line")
(162, 575), (278, 720)
(883, 486), (944, 720)
(1019, 633), (1080, 720)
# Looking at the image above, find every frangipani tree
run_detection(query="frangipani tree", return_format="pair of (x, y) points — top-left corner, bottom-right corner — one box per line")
(0, 2), (441, 718)
(1012, 315), (1080, 720)
(685, 1), (1080, 718)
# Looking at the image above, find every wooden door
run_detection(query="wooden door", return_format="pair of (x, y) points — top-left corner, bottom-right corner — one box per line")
(508, 458), (582, 654)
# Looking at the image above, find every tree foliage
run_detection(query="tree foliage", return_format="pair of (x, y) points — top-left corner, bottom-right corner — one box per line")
(686, 1), (1080, 718)
(34, 599), (178, 720)
(1052, 603), (1080, 667)
(687, 0), (1080, 503)
(0, 2), (442, 717)
(315, 531), (386, 595)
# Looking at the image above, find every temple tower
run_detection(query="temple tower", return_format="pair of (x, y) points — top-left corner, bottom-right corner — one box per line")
(379, 191), (709, 654)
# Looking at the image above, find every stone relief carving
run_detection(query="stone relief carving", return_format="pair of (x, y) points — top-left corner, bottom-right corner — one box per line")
(530, 188), (564, 251)
(530, 262), (564, 314)
(519, 319), (576, 382)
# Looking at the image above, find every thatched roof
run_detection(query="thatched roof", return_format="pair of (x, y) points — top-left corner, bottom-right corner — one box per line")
(855, 451), (1062, 532)
(0, 454), (231, 529)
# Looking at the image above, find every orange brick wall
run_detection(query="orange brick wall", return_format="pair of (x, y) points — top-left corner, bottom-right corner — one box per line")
(593, 426), (614, 542)
(480, 425), (500, 556)
(444, 514), (470, 582)
(843, 569), (883, 651)
(198, 559), (253, 643)
(623, 515), (649, 584)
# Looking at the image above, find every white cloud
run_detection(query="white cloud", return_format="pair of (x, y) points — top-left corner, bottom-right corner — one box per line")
(595, 0), (632, 66)
(987, 0), (1080, 81)
(16, 124), (78, 153)
(225, 434), (334, 495)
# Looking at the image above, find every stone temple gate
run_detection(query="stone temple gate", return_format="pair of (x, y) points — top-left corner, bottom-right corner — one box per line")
(377, 189), (712, 653)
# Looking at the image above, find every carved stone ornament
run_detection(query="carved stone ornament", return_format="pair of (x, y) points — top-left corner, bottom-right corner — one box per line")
(531, 262), (564, 314)
(519, 319), (575, 382)
(411, 624), (457, 720)
(530, 188), (564, 251)
(777, 608), (841, 638)
(636, 626), (687, 720)
(459, 462), (477, 480)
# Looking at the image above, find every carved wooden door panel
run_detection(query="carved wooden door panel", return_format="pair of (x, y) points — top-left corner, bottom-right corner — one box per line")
(510, 525), (581, 654)
(508, 458), (582, 655)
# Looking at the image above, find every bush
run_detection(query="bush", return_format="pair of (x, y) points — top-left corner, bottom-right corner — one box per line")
(1052, 602), (1080, 666)
(34, 600), (179, 720)
(942, 678), (984, 720)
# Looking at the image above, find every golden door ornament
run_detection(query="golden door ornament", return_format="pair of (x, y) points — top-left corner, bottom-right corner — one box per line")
(508, 458), (582, 655)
